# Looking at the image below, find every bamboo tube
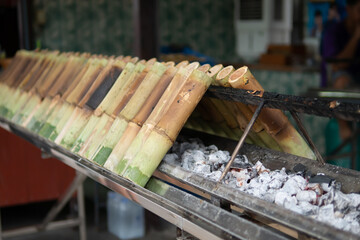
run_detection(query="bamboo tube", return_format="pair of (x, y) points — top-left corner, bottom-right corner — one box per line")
(37, 59), (107, 137)
(121, 69), (212, 186)
(22, 55), (88, 128)
(93, 62), (144, 116)
(216, 66), (282, 151)
(79, 62), (169, 159)
(54, 59), (126, 147)
(207, 64), (223, 80)
(12, 55), (72, 124)
(68, 61), (152, 153)
(46, 59), (122, 142)
(76, 61), (168, 157)
(215, 65), (234, 87)
(92, 64), (179, 166)
(2, 54), (57, 119)
(106, 62), (199, 172)
(228, 66), (315, 159)
(110, 60), (157, 117)
(56, 60), (135, 148)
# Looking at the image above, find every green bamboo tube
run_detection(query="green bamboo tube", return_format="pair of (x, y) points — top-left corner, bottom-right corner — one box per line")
(55, 60), (133, 148)
(71, 63), (159, 158)
(94, 62), (142, 116)
(38, 101), (72, 137)
(215, 65), (234, 87)
(228, 66), (316, 160)
(2, 54), (57, 119)
(22, 55), (88, 127)
(68, 60), (151, 154)
(83, 62), (171, 160)
(122, 69), (212, 186)
(96, 64), (179, 166)
(92, 117), (129, 166)
(207, 64), (223, 83)
(110, 61), (156, 117)
(56, 107), (93, 148)
(109, 63), (199, 174)
(54, 59), (127, 147)
(71, 113), (110, 153)
(36, 59), (107, 138)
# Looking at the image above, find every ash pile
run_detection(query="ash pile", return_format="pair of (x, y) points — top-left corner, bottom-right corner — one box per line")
(164, 139), (360, 235)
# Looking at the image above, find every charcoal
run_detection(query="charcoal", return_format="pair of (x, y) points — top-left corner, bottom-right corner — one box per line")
(309, 174), (334, 185)
(163, 139), (360, 236)
(293, 163), (307, 175)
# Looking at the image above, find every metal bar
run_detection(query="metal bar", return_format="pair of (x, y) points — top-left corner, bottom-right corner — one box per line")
(1, 219), (80, 239)
(39, 172), (87, 230)
(351, 121), (357, 170)
(0, 209), (2, 240)
(77, 177), (86, 240)
(205, 86), (360, 121)
(219, 101), (265, 182)
(290, 111), (325, 165)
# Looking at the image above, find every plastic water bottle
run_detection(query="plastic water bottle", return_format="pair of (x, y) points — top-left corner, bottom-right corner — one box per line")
(107, 191), (145, 239)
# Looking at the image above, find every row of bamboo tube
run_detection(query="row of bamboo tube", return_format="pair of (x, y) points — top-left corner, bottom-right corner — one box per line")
(0, 50), (315, 187)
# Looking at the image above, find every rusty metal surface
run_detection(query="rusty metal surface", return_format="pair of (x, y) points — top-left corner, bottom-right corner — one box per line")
(205, 86), (360, 121)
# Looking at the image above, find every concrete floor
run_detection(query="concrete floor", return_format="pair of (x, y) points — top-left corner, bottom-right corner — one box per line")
(1, 198), (178, 240)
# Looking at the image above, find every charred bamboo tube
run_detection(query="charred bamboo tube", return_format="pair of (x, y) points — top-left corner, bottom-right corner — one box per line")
(121, 68), (211, 186)
(105, 63), (199, 172)
(228, 66), (316, 160)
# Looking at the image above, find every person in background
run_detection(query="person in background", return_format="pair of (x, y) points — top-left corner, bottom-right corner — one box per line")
(311, 10), (323, 38)
(322, 0), (360, 139)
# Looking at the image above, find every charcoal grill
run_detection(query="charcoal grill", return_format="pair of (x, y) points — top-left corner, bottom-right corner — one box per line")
(1, 86), (360, 240)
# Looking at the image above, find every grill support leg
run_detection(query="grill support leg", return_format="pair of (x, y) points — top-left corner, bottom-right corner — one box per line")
(0, 171), (87, 239)
(290, 111), (325, 165)
(219, 101), (265, 182)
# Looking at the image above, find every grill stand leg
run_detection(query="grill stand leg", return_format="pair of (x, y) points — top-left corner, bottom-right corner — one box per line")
(290, 111), (325, 165)
(351, 121), (357, 170)
(0, 171), (87, 239)
(219, 101), (265, 182)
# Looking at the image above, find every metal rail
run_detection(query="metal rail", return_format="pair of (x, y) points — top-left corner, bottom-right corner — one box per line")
(205, 86), (360, 121)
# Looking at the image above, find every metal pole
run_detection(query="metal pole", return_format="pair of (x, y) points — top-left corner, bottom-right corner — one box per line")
(77, 178), (86, 240)
(0, 209), (3, 240)
(39, 172), (87, 230)
(219, 101), (265, 182)
(351, 121), (357, 170)
(290, 111), (325, 165)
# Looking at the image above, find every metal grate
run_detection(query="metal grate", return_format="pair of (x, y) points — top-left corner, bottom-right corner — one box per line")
(239, 0), (263, 20)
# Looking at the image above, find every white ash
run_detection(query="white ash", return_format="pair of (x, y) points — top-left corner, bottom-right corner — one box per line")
(164, 139), (360, 236)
